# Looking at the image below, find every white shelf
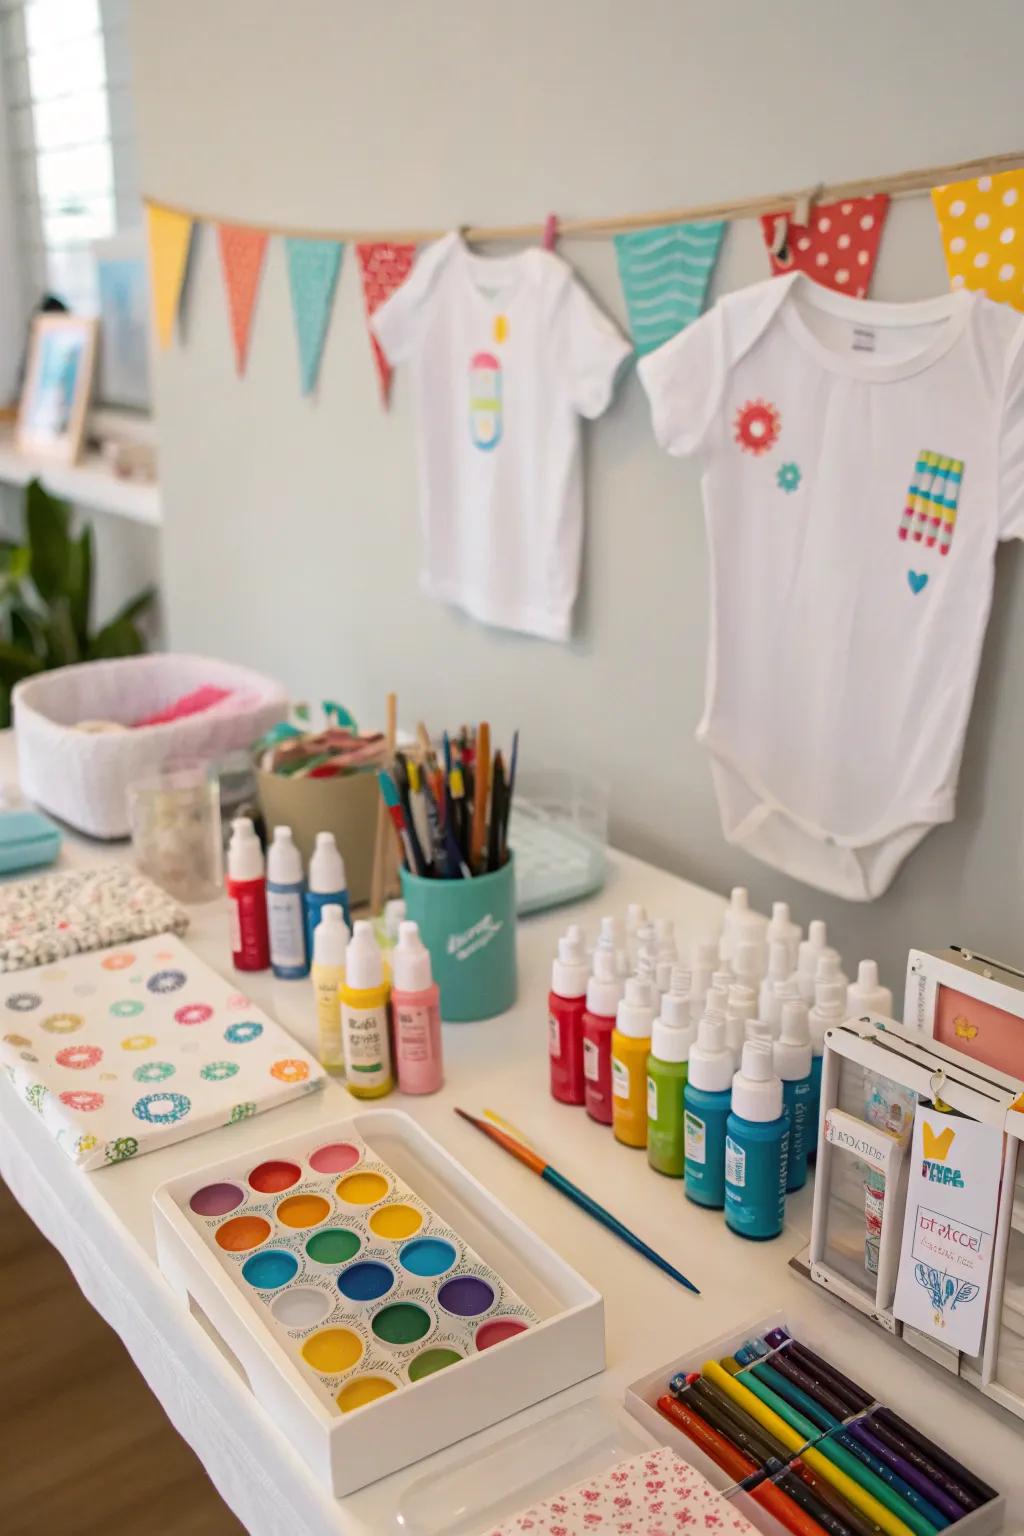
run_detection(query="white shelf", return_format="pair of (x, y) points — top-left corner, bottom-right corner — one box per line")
(0, 433), (162, 527)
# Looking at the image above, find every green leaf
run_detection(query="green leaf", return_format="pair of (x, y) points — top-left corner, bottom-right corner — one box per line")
(105, 584), (156, 631)
(0, 641), (43, 685)
(25, 478), (72, 603)
(67, 524), (93, 649)
(10, 605), (45, 657)
(87, 616), (146, 661)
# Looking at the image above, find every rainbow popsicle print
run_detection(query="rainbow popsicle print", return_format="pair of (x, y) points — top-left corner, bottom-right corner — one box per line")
(899, 451), (936, 541)
(913, 454), (948, 541)
(938, 458), (963, 555)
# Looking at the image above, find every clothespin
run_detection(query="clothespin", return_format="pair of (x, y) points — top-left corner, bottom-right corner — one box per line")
(542, 212), (559, 251)
(929, 1068), (953, 1113)
(792, 181), (825, 229)
(769, 214), (789, 258)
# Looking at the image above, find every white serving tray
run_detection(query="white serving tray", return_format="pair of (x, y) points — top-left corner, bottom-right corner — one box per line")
(153, 1108), (605, 1496)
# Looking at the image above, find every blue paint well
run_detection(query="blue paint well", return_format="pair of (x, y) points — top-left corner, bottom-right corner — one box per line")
(400, 1237), (457, 1277)
(337, 1260), (394, 1301)
(242, 1250), (299, 1290)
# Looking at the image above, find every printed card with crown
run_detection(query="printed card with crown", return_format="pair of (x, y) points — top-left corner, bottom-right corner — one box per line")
(893, 1104), (1002, 1355)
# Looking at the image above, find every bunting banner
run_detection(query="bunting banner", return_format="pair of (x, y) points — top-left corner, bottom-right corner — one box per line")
(146, 204), (193, 348)
(356, 242), (416, 406)
(285, 238), (343, 394)
(932, 169), (1024, 310)
(613, 220), (724, 355)
(760, 195), (889, 297)
(217, 224), (269, 375)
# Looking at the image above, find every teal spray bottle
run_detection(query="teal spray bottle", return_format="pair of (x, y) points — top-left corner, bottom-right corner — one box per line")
(725, 1040), (789, 1241)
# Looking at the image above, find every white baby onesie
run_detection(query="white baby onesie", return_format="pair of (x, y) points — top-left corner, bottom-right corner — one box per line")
(373, 233), (631, 641)
(639, 271), (1024, 900)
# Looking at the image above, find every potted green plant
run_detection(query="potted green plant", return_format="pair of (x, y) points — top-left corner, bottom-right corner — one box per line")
(0, 478), (156, 726)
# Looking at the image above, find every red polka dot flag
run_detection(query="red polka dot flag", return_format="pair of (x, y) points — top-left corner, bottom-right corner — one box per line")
(760, 194), (889, 297)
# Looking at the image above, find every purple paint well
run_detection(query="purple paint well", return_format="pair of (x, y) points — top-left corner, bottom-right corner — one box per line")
(189, 1181), (244, 1217)
(437, 1275), (495, 1318)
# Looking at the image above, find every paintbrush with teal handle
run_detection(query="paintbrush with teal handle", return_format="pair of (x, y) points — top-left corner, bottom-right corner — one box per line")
(454, 1107), (700, 1295)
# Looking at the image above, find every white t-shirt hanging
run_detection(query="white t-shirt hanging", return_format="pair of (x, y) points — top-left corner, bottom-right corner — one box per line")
(372, 233), (631, 641)
(639, 271), (1024, 901)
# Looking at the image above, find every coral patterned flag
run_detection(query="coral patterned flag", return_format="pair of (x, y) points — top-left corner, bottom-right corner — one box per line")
(356, 242), (415, 406)
(760, 195), (889, 297)
(217, 225), (269, 375)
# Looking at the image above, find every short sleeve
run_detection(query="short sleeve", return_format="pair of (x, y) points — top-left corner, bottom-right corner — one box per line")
(637, 304), (726, 457)
(555, 278), (633, 419)
(999, 325), (1024, 539)
(371, 235), (453, 365)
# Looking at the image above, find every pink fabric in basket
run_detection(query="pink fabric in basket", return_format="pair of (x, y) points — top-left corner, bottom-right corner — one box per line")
(133, 685), (232, 727)
(487, 1446), (757, 1535)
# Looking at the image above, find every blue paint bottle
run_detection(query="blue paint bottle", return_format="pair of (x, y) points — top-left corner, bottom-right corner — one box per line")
(304, 830), (351, 954)
(683, 1013), (734, 1210)
(772, 998), (812, 1192)
(725, 1040), (789, 1241)
(266, 826), (309, 979)
(807, 978), (846, 1160)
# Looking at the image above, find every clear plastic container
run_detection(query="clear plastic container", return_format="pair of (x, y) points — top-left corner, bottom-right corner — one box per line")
(127, 758), (223, 903)
(509, 768), (608, 915)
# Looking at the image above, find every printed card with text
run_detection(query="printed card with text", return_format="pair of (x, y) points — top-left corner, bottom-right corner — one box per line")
(893, 1105), (1002, 1355)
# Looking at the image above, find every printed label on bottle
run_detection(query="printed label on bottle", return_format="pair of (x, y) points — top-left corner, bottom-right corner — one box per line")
(229, 896), (242, 955)
(612, 1057), (629, 1099)
(647, 1074), (658, 1121)
(315, 977), (344, 1069)
(684, 1110), (706, 1164)
(725, 1134), (746, 1187)
(548, 1014), (561, 1058)
(342, 1002), (391, 1085)
(267, 889), (306, 968)
(397, 1004), (432, 1064)
(583, 1037), (600, 1082)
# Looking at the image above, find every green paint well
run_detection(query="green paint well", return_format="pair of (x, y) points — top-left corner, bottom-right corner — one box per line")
(306, 1228), (361, 1265)
(371, 1301), (431, 1345)
(408, 1347), (462, 1382)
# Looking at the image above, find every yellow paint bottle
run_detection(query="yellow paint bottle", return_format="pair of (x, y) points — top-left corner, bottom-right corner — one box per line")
(339, 920), (393, 1099)
(611, 975), (657, 1148)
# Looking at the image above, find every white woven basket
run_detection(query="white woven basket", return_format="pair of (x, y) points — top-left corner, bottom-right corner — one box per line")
(13, 653), (288, 838)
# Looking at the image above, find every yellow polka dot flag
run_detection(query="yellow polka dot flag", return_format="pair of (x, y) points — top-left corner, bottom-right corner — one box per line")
(932, 168), (1024, 311)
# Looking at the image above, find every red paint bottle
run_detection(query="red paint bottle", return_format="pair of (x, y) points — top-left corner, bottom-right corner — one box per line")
(583, 931), (625, 1125)
(226, 817), (270, 971)
(549, 926), (589, 1105)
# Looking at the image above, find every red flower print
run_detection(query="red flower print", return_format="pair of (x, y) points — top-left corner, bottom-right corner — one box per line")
(734, 398), (781, 455)
(582, 1489), (600, 1502)
(675, 1514), (696, 1527)
(651, 1502), (664, 1514)
(551, 1528), (568, 1536)
(584, 1514), (602, 1527)
(703, 1517), (723, 1529)
(550, 1505), (567, 1516)
(614, 1495), (632, 1508)
(611, 1471), (629, 1484)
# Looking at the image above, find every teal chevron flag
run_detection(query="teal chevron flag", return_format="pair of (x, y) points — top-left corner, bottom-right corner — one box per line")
(285, 237), (343, 394)
(614, 220), (724, 356)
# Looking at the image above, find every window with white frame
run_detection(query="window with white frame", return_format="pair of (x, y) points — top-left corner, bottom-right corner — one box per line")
(1, 0), (140, 321)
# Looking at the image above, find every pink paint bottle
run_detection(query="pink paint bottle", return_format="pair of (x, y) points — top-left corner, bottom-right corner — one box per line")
(549, 924), (588, 1105)
(583, 920), (625, 1125)
(391, 920), (443, 1095)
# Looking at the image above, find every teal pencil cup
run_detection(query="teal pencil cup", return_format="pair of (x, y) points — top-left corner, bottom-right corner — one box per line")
(400, 856), (518, 1023)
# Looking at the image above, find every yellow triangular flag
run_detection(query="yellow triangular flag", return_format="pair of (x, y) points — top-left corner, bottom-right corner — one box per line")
(146, 203), (194, 348)
(932, 167), (1024, 312)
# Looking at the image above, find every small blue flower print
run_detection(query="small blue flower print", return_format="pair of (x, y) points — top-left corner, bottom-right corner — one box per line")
(777, 462), (801, 493)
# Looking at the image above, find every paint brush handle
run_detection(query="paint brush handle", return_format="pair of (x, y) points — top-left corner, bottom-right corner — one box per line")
(541, 1166), (699, 1294)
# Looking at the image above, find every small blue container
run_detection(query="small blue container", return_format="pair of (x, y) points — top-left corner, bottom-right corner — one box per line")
(724, 1039), (789, 1241)
(683, 1016), (734, 1210)
(266, 826), (309, 980)
(781, 1076), (811, 1191)
(808, 1052), (823, 1164)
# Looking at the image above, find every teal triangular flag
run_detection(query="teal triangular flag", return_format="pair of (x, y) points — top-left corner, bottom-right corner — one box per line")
(285, 237), (343, 394)
(614, 220), (724, 356)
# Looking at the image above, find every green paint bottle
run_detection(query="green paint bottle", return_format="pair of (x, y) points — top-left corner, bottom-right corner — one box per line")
(646, 968), (696, 1178)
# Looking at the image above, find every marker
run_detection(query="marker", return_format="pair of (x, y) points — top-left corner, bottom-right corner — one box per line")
(791, 1459), (888, 1536)
(765, 1332), (874, 1412)
(846, 1423), (967, 1522)
(869, 1409), (994, 1509)
(470, 720), (490, 873)
(768, 1344), (857, 1422)
(834, 1429), (949, 1531)
(745, 1359), (839, 1433)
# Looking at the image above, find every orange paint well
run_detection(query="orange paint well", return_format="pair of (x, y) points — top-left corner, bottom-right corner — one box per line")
(276, 1193), (331, 1229)
(216, 1214), (271, 1252)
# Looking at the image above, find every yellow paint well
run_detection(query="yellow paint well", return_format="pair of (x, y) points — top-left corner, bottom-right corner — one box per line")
(336, 1171), (389, 1206)
(336, 1375), (397, 1413)
(301, 1327), (363, 1374)
(368, 1203), (423, 1240)
(276, 1193), (330, 1229)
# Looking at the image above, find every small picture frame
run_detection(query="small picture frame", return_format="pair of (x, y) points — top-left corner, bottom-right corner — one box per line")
(16, 313), (98, 463)
(906, 946), (1024, 1078)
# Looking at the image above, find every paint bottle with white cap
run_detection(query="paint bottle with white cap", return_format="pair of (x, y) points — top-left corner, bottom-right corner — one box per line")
(766, 901), (802, 971)
(796, 919), (839, 1004)
(646, 969), (695, 1177)
(720, 886), (768, 967)
(815, 950), (849, 994)
(725, 1040), (790, 1240)
(684, 1014), (734, 1209)
(807, 977), (847, 1158)
(549, 924), (590, 1106)
(759, 941), (794, 1028)
(689, 937), (719, 1022)
(582, 921), (625, 1125)
(847, 960), (893, 1019)
(773, 999), (812, 1191)
(725, 983), (757, 1061)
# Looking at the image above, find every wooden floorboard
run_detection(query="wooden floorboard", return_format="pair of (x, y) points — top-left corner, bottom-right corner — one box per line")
(0, 1177), (244, 1536)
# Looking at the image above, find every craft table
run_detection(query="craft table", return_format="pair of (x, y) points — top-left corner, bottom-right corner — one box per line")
(0, 732), (1021, 1536)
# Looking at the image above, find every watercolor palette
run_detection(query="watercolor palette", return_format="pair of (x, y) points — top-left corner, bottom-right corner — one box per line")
(154, 1109), (604, 1494)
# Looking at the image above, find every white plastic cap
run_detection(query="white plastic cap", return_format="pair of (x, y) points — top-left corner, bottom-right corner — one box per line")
(552, 925), (589, 998)
(616, 975), (656, 1039)
(636, 943), (659, 987)
(392, 920), (433, 992)
(732, 1040), (783, 1122)
(658, 967), (692, 1029)
(586, 938), (624, 1018)
(705, 984), (729, 1021)
(345, 919), (383, 990)
(815, 978), (846, 1012)
(721, 886), (769, 960)
(711, 968), (734, 995)
(774, 999), (812, 1081)
(688, 1015), (734, 1092)
(228, 817), (264, 881)
(733, 938), (767, 986)
(312, 904), (348, 967)
(766, 941), (792, 984)
(625, 903), (647, 932)
(383, 898), (406, 940)
(267, 825), (303, 884)
(798, 920), (829, 973)
(847, 959), (893, 1018)
(725, 983), (757, 1058)
(745, 1019), (774, 1044)
(693, 937), (720, 970)
(767, 901), (802, 965)
(808, 978), (846, 1054)
(654, 918), (676, 953)
(309, 831), (347, 894)
(815, 952), (846, 984)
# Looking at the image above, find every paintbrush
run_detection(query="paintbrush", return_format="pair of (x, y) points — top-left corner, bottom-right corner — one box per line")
(453, 1108), (699, 1294)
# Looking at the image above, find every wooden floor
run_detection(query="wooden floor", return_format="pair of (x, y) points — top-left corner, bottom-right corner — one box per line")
(1, 1178), (244, 1536)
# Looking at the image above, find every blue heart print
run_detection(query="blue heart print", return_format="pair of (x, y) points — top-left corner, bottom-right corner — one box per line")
(907, 570), (929, 595)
